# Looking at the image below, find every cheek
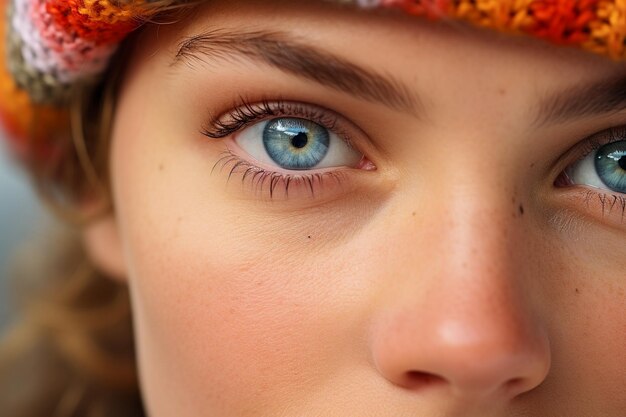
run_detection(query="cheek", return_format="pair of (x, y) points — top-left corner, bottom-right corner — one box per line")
(537, 226), (626, 407)
(110, 99), (373, 414)
(566, 270), (626, 403)
(122, 207), (371, 414)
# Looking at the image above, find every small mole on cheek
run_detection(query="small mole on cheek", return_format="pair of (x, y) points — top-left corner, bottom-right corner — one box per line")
(519, 204), (525, 216)
(307, 235), (311, 239)
(158, 163), (165, 172)
(412, 212), (416, 217)
(498, 88), (507, 96)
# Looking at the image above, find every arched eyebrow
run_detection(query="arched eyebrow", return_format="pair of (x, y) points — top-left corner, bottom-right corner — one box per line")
(170, 29), (421, 115)
(534, 71), (626, 127)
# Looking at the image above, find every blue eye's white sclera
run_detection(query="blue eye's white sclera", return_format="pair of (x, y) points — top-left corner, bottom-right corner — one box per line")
(263, 118), (330, 170)
(595, 141), (626, 193)
(567, 140), (626, 193)
(234, 117), (363, 171)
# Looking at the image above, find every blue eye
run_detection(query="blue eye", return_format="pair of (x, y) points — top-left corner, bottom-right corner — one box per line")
(263, 118), (330, 170)
(235, 117), (362, 171)
(567, 140), (626, 193)
(595, 142), (626, 192)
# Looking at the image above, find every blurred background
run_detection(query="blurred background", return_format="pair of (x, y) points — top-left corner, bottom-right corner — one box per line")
(0, 141), (49, 332)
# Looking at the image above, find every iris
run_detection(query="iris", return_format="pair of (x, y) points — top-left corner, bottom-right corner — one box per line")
(263, 118), (330, 170)
(595, 141), (626, 193)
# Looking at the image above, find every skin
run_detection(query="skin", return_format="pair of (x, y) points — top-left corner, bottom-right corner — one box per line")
(92, 0), (626, 415)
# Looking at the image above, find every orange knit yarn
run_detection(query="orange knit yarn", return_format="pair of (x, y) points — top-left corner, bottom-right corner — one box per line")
(3, 0), (626, 163)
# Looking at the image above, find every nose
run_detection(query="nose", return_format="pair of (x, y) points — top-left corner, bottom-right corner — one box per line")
(368, 196), (551, 403)
(371, 305), (550, 401)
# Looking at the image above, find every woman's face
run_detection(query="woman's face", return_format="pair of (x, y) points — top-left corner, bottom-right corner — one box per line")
(107, 0), (626, 415)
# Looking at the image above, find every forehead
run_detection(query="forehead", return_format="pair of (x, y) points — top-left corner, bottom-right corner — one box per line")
(120, 0), (626, 137)
(143, 0), (626, 87)
(159, 0), (610, 62)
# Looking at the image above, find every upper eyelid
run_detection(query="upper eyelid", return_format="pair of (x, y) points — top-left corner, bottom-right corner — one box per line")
(567, 125), (626, 163)
(201, 100), (356, 145)
(205, 103), (626, 171)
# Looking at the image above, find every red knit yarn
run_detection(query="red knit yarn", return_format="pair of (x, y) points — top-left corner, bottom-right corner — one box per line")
(46, 0), (142, 44)
(529, 0), (601, 44)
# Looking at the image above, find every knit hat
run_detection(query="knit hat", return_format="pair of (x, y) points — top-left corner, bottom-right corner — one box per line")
(1, 0), (625, 162)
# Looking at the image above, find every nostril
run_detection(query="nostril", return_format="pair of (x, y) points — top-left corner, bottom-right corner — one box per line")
(402, 371), (446, 389)
(503, 377), (526, 395)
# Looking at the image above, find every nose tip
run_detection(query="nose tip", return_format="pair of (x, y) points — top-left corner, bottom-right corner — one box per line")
(434, 319), (550, 399)
(371, 314), (551, 402)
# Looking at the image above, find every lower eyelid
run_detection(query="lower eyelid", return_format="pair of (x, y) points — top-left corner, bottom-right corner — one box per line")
(554, 187), (626, 231)
(211, 147), (364, 202)
(225, 139), (359, 175)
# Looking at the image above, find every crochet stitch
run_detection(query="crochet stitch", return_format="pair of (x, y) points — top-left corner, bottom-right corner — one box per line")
(1, 0), (626, 161)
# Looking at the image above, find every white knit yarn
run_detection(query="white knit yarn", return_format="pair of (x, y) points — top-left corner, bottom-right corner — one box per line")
(11, 0), (116, 84)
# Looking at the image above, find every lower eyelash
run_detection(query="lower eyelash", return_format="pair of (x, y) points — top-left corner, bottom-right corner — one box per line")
(212, 150), (346, 199)
(556, 172), (626, 224)
(584, 190), (626, 222)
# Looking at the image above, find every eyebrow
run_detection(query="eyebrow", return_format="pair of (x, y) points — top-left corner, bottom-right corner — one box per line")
(171, 29), (420, 114)
(535, 71), (626, 127)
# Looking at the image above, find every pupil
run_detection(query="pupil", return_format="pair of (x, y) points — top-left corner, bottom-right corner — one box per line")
(620, 156), (626, 170)
(291, 132), (308, 149)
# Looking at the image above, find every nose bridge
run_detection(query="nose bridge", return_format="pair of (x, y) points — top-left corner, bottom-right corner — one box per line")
(387, 170), (522, 295)
(383, 177), (532, 340)
(368, 169), (550, 401)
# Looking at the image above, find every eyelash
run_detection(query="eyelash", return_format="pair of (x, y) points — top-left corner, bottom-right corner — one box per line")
(201, 99), (346, 140)
(201, 99), (362, 199)
(202, 99), (626, 226)
(573, 125), (626, 160)
(557, 125), (626, 222)
(211, 149), (347, 199)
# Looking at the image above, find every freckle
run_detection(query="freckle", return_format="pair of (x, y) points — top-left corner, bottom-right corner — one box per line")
(519, 204), (525, 216)
(412, 212), (416, 217)
(498, 88), (506, 96)
(575, 288), (580, 294)
(159, 163), (165, 171)
(530, 162), (536, 168)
